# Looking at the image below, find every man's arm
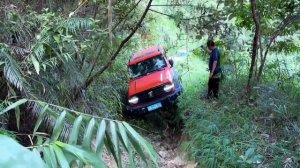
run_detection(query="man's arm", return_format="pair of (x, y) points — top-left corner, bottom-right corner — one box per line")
(210, 61), (217, 78)
(210, 50), (218, 78)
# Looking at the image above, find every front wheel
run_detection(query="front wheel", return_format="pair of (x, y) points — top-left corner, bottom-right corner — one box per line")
(160, 101), (183, 130)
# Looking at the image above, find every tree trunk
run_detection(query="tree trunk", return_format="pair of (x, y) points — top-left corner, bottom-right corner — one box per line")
(247, 0), (260, 91)
(256, 13), (300, 82)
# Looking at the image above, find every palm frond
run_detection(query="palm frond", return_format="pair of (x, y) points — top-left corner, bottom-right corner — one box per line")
(10, 46), (31, 58)
(0, 99), (159, 167)
(1, 49), (26, 91)
(30, 43), (45, 61)
(65, 18), (94, 34)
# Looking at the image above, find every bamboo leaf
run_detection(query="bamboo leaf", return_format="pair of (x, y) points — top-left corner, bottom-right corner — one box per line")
(127, 132), (147, 164)
(56, 141), (105, 168)
(50, 111), (67, 142)
(68, 115), (83, 145)
(33, 105), (49, 134)
(0, 99), (27, 115)
(43, 145), (58, 168)
(82, 118), (95, 150)
(95, 120), (106, 154)
(110, 121), (121, 167)
(117, 122), (129, 150)
(117, 122), (135, 168)
(123, 122), (158, 167)
(53, 144), (70, 168)
(104, 131), (119, 166)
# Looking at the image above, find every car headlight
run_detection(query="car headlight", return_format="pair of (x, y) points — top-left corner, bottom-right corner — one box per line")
(128, 96), (139, 104)
(163, 84), (174, 92)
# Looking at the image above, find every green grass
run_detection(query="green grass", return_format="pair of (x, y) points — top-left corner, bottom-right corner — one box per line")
(177, 54), (300, 168)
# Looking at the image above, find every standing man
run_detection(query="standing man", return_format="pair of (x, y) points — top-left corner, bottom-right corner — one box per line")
(206, 40), (221, 99)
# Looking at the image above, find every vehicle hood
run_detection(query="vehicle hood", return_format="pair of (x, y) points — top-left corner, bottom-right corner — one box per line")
(128, 68), (173, 97)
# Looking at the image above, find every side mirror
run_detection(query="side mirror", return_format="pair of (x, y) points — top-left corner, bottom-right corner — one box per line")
(169, 59), (174, 67)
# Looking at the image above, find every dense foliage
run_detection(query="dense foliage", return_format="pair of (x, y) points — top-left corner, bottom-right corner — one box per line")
(0, 0), (159, 167)
(0, 0), (299, 167)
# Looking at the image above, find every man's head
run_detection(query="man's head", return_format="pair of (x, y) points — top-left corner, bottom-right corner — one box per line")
(207, 40), (216, 51)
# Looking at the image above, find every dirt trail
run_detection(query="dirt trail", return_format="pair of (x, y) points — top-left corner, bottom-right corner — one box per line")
(103, 112), (197, 168)
(147, 130), (197, 168)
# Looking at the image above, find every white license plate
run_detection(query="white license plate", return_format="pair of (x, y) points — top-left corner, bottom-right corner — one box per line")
(147, 102), (162, 111)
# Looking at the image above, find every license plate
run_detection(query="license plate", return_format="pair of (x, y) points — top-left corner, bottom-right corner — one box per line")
(147, 102), (162, 111)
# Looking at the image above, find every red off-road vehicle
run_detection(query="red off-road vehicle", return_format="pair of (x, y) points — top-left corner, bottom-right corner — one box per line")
(125, 46), (183, 116)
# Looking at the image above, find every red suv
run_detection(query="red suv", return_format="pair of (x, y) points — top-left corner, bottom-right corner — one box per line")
(125, 46), (183, 115)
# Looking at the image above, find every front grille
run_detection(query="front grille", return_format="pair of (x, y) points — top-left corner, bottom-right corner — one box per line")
(136, 85), (167, 104)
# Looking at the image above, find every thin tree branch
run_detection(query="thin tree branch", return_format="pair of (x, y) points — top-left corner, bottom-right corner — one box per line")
(85, 0), (153, 88)
(149, 9), (174, 17)
(151, 4), (193, 7)
(149, 9), (213, 20)
(112, 0), (143, 31)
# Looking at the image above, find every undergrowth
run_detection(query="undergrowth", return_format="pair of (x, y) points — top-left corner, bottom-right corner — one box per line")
(178, 56), (300, 168)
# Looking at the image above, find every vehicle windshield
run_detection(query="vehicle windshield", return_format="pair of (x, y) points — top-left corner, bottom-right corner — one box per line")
(129, 55), (167, 79)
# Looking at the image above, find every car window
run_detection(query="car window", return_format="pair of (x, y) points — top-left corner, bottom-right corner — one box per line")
(129, 55), (167, 79)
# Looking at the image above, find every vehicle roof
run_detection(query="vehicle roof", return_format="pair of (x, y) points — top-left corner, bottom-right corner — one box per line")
(128, 46), (164, 66)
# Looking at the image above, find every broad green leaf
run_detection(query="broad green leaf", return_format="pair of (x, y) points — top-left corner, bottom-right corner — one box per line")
(68, 115), (83, 145)
(95, 120), (106, 154)
(53, 145), (70, 168)
(33, 105), (49, 134)
(0, 135), (46, 168)
(82, 118), (95, 150)
(0, 99), (27, 115)
(50, 111), (66, 142)
(31, 55), (40, 74)
(55, 141), (105, 168)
